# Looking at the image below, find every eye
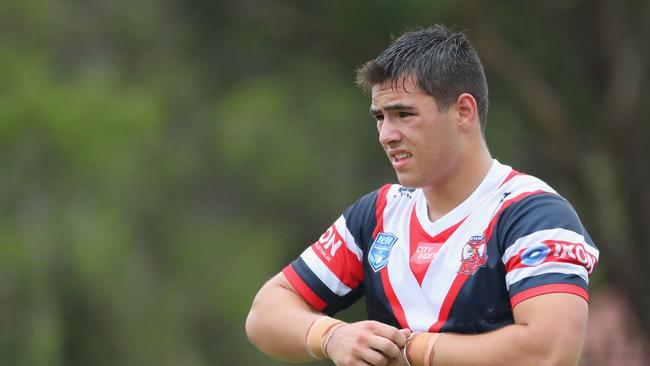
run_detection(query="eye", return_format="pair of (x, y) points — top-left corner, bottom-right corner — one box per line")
(398, 111), (413, 118)
(373, 114), (384, 122)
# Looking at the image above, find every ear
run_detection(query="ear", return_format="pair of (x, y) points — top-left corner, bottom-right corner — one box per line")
(456, 93), (478, 132)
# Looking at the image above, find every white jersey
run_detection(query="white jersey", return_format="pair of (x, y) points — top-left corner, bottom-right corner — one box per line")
(283, 160), (599, 333)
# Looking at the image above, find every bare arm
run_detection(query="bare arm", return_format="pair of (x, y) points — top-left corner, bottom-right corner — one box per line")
(245, 272), (322, 361)
(409, 293), (588, 366)
(246, 272), (408, 365)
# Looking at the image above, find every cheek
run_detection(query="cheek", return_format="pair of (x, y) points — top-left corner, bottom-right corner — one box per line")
(421, 128), (458, 161)
(421, 128), (445, 150)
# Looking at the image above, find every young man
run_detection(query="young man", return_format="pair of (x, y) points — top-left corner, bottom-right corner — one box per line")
(246, 24), (599, 366)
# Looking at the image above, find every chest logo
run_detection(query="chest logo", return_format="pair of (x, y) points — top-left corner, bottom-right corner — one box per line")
(368, 232), (398, 272)
(411, 242), (444, 264)
(458, 235), (488, 275)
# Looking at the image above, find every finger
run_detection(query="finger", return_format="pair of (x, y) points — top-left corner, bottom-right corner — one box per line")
(367, 321), (408, 347)
(352, 360), (373, 366)
(367, 334), (401, 358)
(358, 347), (390, 366)
(386, 358), (405, 366)
(399, 328), (412, 339)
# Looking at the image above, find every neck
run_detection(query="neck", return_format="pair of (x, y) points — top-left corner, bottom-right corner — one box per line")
(422, 144), (493, 222)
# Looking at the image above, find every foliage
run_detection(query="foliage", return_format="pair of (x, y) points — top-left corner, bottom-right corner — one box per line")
(0, 1), (648, 365)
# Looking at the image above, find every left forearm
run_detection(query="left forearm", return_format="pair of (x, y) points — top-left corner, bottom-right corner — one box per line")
(406, 293), (588, 366)
(406, 321), (584, 365)
(431, 324), (566, 366)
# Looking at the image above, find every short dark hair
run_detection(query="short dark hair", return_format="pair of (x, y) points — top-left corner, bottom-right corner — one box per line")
(356, 24), (489, 133)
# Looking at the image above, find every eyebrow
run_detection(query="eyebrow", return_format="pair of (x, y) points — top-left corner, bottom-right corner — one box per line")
(369, 103), (417, 116)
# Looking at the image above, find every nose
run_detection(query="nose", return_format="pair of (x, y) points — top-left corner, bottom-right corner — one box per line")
(378, 118), (402, 146)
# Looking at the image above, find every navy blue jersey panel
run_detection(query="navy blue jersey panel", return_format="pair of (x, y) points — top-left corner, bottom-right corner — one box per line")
(325, 285), (365, 316)
(364, 266), (400, 329)
(441, 235), (514, 334)
(343, 189), (379, 251)
(496, 193), (597, 254)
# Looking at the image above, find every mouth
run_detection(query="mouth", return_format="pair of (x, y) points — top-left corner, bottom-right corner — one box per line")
(391, 152), (412, 162)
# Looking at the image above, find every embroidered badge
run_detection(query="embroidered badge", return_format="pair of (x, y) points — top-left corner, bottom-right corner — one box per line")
(458, 235), (488, 275)
(368, 232), (398, 272)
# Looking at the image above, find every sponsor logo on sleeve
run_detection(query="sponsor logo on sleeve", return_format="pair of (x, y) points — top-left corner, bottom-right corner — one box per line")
(458, 235), (488, 275)
(314, 226), (343, 262)
(368, 232), (398, 272)
(514, 240), (598, 274)
(543, 240), (598, 274)
(520, 244), (552, 266)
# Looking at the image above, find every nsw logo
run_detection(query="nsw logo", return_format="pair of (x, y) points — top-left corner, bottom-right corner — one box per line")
(368, 232), (398, 272)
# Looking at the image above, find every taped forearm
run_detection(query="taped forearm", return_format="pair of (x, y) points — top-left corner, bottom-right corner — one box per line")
(401, 332), (442, 366)
(305, 316), (347, 359)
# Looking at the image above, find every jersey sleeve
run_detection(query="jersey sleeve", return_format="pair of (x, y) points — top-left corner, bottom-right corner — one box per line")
(496, 193), (599, 307)
(282, 189), (378, 315)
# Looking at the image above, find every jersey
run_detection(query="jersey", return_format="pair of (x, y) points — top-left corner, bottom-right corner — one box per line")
(282, 160), (599, 333)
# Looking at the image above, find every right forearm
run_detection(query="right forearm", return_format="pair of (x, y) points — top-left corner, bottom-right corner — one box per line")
(245, 273), (323, 361)
(247, 273), (408, 366)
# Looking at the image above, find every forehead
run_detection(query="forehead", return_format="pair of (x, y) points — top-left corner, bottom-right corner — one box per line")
(370, 76), (433, 108)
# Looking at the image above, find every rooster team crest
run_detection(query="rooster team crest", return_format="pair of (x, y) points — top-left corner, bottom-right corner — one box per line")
(458, 235), (488, 275)
(368, 232), (398, 272)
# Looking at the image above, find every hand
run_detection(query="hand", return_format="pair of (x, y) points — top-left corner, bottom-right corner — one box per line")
(387, 328), (412, 366)
(325, 320), (408, 366)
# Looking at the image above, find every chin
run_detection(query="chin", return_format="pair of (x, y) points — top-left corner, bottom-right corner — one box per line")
(395, 174), (423, 188)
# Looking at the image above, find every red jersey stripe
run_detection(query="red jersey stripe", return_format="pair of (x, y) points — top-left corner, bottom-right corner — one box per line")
(498, 169), (523, 188)
(429, 273), (469, 332)
(380, 266), (409, 329)
(282, 265), (327, 311)
(373, 184), (391, 239)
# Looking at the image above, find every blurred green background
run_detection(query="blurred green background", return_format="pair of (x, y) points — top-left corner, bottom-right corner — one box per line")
(1, 0), (648, 365)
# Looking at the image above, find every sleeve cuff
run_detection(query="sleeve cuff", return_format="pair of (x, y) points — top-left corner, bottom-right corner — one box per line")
(510, 283), (588, 308)
(282, 265), (327, 311)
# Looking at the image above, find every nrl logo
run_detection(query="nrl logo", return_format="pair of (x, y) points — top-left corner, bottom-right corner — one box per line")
(398, 187), (415, 199)
(458, 235), (488, 275)
(368, 232), (398, 272)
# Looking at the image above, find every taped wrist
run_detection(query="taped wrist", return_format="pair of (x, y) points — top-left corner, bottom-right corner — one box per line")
(305, 316), (346, 359)
(403, 332), (442, 366)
